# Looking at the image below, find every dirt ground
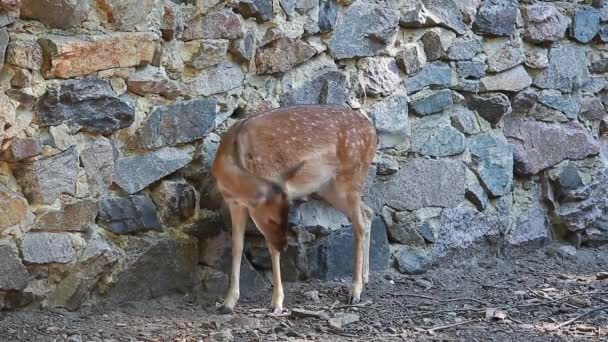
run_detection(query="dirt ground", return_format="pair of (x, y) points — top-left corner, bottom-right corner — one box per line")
(1, 243), (608, 342)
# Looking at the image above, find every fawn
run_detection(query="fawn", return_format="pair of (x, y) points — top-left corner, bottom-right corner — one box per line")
(211, 104), (378, 314)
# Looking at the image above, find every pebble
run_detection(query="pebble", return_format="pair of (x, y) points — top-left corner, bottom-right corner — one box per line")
(304, 290), (320, 303)
(414, 279), (432, 289)
(328, 313), (360, 329)
(557, 245), (577, 258)
(596, 272), (608, 280)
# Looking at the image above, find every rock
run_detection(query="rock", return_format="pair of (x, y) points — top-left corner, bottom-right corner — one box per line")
(513, 90), (579, 122)
(327, 1), (399, 59)
(484, 39), (524, 73)
(15, 147), (78, 205)
(571, 7), (600, 44)
(396, 43), (426, 75)
(357, 57), (400, 97)
(126, 66), (181, 99)
(182, 9), (242, 40)
(411, 114), (465, 157)
(100, 0), (164, 32)
(38, 33), (156, 79)
(473, 0), (518, 36)
(0, 240), (29, 291)
(468, 133), (514, 197)
(256, 36), (316, 75)
(304, 290), (320, 302)
(290, 199), (349, 232)
(279, 0), (316, 16)
(0, 29), (7, 67)
(318, 0), (338, 33)
(456, 61), (486, 79)
(555, 162), (584, 194)
(31, 197), (98, 232)
(183, 39), (228, 70)
(409, 89), (453, 116)
(5, 39), (42, 70)
(525, 47), (548, 69)
(597, 272), (608, 281)
(0, 137), (41, 161)
(507, 207), (550, 245)
(36, 76), (135, 134)
(304, 216), (390, 279)
(556, 169), (608, 232)
(229, 29), (255, 62)
(329, 313), (359, 329)
(22, 233), (76, 264)
(151, 180), (197, 226)
(451, 105), (480, 135)
(598, 25), (608, 43)
(457, 0), (481, 24)
(467, 93), (511, 125)
(78, 135), (114, 196)
(388, 220), (426, 246)
(534, 44), (590, 93)
(446, 38), (481, 61)
(366, 159), (465, 211)
(21, 0), (89, 29)
(236, 0), (273, 22)
(129, 99), (216, 150)
(368, 93), (409, 149)
(280, 69), (348, 106)
(395, 246), (431, 274)
(98, 195), (162, 234)
(521, 3), (569, 44)
(466, 182), (488, 211)
(160, 0), (183, 41)
(480, 65), (532, 93)
(114, 147), (193, 194)
(557, 245), (577, 258)
(107, 235), (200, 303)
(581, 78), (607, 93)
(504, 118), (601, 175)
(377, 157), (399, 176)
(405, 61), (452, 94)
(420, 0), (466, 35)
(580, 95), (606, 121)
(420, 28), (456, 61)
(185, 62), (244, 96)
(453, 78), (480, 92)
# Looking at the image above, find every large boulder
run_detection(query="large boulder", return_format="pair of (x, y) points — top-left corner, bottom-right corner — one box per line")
(97, 195), (162, 234)
(0, 240), (29, 291)
(521, 3), (569, 43)
(473, 0), (518, 36)
(468, 133), (513, 197)
(22, 232), (76, 264)
(411, 114), (465, 157)
(534, 44), (590, 93)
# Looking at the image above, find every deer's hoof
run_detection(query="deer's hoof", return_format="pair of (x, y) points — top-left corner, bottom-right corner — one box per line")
(218, 305), (234, 315)
(269, 306), (284, 315)
(348, 295), (360, 305)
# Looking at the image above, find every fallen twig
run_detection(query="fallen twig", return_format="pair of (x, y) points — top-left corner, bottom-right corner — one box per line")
(549, 305), (608, 331)
(426, 319), (479, 333)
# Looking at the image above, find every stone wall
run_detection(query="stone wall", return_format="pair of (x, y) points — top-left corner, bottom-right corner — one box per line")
(1, 0), (607, 311)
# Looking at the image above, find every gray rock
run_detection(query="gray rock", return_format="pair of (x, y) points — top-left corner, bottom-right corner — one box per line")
(16, 147), (79, 205)
(280, 69), (348, 106)
(0, 184), (28, 231)
(0, 240), (29, 291)
(278, 0), (316, 16)
(395, 246), (431, 274)
(5, 36), (44, 71)
(598, 25), (608, 43)
(480, 65), (532, 93)
(0, 137), (42, 161)
(387, 215), (427, 246)
(420, 0), (466, 35)
(473, 0), (518, 36)
(451, 105), (480, 135)
(556, 169), (608, 232)
(409, 89), (453, 116)
(31, 197), (98, 232)
(182, 9), (243, 40)
(305, 216), (390, 280)
(453, 78), (480, 92)
(571, 6), (600, 44)
(581, 78), (607, 94)
(185, 39), (229, 70)
(329, 313), (360, 329)
(507, 207), (550, 245)
(98, 195), (162, 234)
(484, 39), (525, 73)
(256, 36), (316, 75)
(591, 58), (608, 74)
(420, 28), (455, 61)
(368, 93), (409, 149)
(107, 235), (201, 303)
(376, 157), (400, 176)
(318, 0), (339, 33)
(289, 200), (349, 233)
(521, 3), (569, 43)
(114, 147), (193, 194)
(105, 0), (164, 32)
(525, 47), (549, 69)
(580, 95), (606, 121)
(357, 57), (400, 97)
(396, 43), (426, 75)
(127, 66), (181, 99)
(539, 91), (580, 120)
(556, 162), (584, 193)
(21, 0), (89, 29)
(534, 44), (590, 93)
(504, 118), (601, 175)
(36, 77), (135, 134)
(469, 133), (514, 197)
(405, 61), (452, 94)
(22, 233), (76, 264)
(151, 180), (197, 226)
(447, 38), (481, 61)
(467, 93), (511, 125)
(78, 135), (114, 196)
(0, 29), (7, 68)
(236, 0), (273, 22)
(328, 1), (399, 59)
(456, 61), (486, 79)
(229, 29), (256, 62)
(466, 182), (489, 211)
(129, 99), (216, 150)
(411, 115), (465, 157)
(557, 245), (577, 258)
(366, 159), (465, 211)
(185, 62), (245, 96)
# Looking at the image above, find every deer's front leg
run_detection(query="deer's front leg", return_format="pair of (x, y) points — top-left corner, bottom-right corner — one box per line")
(349, 204), (366, 305)
(220, 203), (248, 314)
(268, 245), (284, 314)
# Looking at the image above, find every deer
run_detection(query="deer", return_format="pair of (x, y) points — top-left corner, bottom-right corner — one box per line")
(211, 104), (378, 314)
